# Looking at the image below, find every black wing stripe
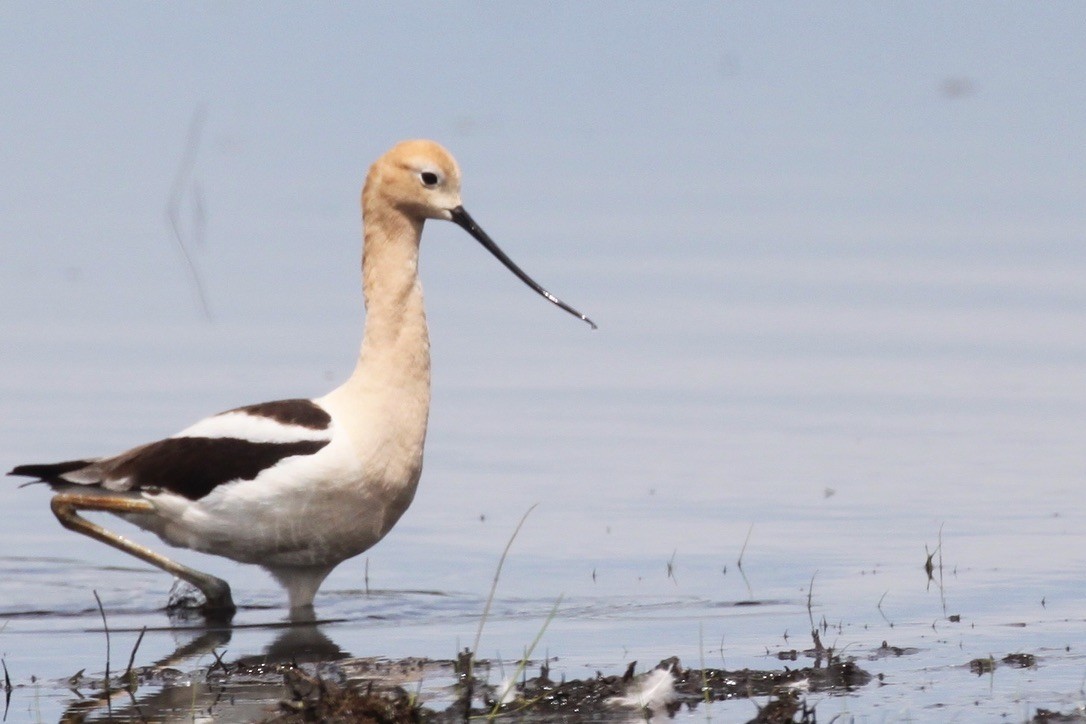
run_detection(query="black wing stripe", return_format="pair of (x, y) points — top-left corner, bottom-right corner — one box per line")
(226, 399), (331, 430)
(109, 437), (330, 501)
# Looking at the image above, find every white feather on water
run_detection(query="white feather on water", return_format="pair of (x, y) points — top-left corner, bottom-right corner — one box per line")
(606, 666), (677, 718)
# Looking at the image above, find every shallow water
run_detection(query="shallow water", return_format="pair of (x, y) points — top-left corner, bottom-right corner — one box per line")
(3, 238), (1085, 721)
(3, 6), (1086, 720)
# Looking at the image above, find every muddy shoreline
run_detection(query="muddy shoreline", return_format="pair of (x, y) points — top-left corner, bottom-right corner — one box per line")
(42, 642), (872, 722)
(4, 612), (1077, 723)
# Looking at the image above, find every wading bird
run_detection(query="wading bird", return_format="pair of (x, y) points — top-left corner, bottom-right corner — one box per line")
(9, 140), (594, 615)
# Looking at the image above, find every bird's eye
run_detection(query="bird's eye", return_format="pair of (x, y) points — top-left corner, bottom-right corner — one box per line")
(420, 171), (439, 187)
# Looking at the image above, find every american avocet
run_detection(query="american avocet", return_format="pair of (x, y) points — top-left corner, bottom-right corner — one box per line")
(9, 140), (594, 615)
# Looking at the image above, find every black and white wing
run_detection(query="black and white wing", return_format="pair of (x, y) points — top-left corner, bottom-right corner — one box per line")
(9, 399), (334, 501)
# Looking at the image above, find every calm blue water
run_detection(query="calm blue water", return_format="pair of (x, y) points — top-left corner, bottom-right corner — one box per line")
(3, 4), (1086, 720)
(3, 223), (1084, 720)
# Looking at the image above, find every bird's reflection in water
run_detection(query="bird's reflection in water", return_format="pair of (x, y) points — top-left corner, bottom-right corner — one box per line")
(58, 610), (349, 723)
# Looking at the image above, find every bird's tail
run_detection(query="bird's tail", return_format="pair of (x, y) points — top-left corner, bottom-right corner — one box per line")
(9, 460), (96, 486)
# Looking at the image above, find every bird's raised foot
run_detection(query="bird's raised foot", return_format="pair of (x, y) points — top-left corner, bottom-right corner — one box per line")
(167, 576), (236, 620)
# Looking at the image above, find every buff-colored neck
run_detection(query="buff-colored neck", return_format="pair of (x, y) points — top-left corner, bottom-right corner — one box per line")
(320, 194), (432, 443)
(355, 201), (430, 388)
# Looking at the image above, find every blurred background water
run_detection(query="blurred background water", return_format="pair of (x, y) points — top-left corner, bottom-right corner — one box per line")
(1, 3), (1085, 720)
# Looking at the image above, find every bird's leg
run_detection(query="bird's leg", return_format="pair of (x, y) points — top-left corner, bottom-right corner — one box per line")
(50, 492), (236, 614)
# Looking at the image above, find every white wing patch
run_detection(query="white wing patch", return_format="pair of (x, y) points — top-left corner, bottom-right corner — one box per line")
(59, 462), (106, 485)
(174, 409), (333, 444)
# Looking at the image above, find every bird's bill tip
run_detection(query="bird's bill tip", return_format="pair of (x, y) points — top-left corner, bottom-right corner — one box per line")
(448, 206), (596, 329)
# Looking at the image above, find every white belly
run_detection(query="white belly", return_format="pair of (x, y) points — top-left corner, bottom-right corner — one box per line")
(132, 434), (423, 569)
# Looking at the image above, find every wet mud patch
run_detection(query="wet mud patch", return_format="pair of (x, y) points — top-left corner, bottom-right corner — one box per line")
(266, 653), (869, 723)
(968, 651), (1039, 675)
(1031, 710), (1086, 722)
(459, 654), (869, 722)
(270, 667), (426, 723)
(38, 646), (872, 723)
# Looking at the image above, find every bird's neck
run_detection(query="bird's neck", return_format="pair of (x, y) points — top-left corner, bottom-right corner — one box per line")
(357, 206), (430, 379)
(322, 204), (431, 443)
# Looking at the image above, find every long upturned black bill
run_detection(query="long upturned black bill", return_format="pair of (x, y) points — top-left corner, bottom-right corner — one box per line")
(449, 206), (597, 329)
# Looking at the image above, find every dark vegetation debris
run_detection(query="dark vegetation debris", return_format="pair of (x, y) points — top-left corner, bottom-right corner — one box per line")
(267, 666), (426, 724)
